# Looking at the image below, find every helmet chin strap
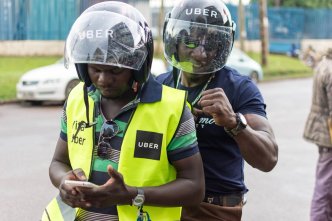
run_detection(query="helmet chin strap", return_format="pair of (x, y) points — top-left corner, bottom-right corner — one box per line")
(83, 84), (93, 127)
(231, 21), (236, 49)
(172, 67), (179, 88)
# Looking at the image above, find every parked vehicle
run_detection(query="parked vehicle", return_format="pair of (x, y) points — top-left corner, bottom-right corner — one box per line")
(226, 48), (264, 83)
(16, 59), (79, 105)
(150, 58), (172, 76)
(16, 58), (169, 104)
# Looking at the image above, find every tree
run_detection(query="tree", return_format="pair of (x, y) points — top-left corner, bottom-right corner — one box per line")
(259, 0), (269, 66)
(238, 0), (246, 51)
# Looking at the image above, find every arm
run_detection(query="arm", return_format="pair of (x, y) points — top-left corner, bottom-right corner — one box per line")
(49, 138), (73, 188)
(49, 137), (88, 207)
(76, 153), (204, 208)
(197, 88), (278, 172)
(231, 113), (278, 172)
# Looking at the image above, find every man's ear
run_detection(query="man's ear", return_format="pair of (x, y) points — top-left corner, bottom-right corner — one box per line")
(132, 81), (139, 93)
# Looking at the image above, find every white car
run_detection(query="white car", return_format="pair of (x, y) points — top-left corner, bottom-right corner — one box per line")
(16, 58), (170, 104)
(16, 59), (79, 104)
(226, 48), (263, 83)
(150, 58), (171, 76)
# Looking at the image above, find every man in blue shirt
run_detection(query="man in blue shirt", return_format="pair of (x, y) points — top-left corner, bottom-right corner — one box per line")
(156, 0), (278, 220)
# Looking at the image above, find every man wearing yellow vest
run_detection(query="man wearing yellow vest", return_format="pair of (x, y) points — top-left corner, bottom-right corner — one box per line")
(41, 2), (204, 221)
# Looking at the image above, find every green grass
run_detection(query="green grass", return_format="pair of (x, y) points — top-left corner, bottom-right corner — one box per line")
(0, 53), (313, 102)
(0, 56), (61, 101)
(247, 52), (314, 81)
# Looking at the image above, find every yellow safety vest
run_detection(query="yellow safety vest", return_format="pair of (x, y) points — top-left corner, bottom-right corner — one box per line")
(42, 83), (186, 221)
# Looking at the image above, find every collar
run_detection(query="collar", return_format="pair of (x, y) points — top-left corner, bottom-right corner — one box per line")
(139, 75), (162, 103)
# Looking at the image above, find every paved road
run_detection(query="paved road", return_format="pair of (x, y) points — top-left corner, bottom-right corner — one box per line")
(243, 78), (316, 221)
(0, 102), (60, 220)
(0, 78), (316, 221)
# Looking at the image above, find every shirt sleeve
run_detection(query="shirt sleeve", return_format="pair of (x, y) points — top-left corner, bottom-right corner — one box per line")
(167, 104), (199, 163)
(235, 80), (267, 118)
(321, 59), (332, 118)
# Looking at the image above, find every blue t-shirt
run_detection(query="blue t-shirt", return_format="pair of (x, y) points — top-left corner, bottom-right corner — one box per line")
(156, 66), (267, 195)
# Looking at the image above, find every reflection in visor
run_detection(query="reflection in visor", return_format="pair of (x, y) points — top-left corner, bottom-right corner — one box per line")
(178, 36), (222, 52)
(164, 19), (233, 74)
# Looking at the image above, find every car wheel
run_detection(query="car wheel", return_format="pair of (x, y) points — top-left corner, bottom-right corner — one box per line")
(23, 100), (43, 106)
(65, 79), (80, 99)
(250, 71), (259, 84)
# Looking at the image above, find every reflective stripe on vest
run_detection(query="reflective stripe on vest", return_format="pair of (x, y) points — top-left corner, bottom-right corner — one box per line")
(42, 195), (77, 221)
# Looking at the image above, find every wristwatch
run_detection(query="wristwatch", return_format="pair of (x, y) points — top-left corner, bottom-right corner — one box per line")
(224, 113), (247, 137)
(132, 188), (145, 207)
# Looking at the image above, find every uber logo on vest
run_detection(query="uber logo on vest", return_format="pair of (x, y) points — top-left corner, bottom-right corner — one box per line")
(134, 130), (162, 160)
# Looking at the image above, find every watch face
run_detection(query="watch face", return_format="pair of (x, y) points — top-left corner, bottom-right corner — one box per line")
(134, 195), (145, 205)
(239, 113), (247, 126)
(133, 188), (145, 206)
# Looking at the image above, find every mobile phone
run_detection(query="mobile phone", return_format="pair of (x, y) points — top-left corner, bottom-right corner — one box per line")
(64, 180), (98, 188)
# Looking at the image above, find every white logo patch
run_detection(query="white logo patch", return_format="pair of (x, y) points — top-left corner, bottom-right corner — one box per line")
(185, 8), (218, 18)
(78, 29), (114, 40)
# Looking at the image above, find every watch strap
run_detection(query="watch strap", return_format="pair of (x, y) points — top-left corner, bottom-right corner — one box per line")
(224, 113), (247, 137)
(132, 188), (145, 207)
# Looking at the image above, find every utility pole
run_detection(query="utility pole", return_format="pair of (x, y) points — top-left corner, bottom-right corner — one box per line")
(238, 0), (246, 51)
(156, 0), (164, 56)
(259, 0), (269, 66)
(274, 0), (281, 7)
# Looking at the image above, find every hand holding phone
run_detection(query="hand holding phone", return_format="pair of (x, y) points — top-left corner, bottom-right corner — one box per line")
(64, 180), (98, 188)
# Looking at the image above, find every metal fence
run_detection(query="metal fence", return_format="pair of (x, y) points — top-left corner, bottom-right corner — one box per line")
(0, 0), (80, 40)
(227, 4), (332, 40)
(228, 4), (332, 52)
(0, 0), (145, 40)
(1, 1), (331, 49)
